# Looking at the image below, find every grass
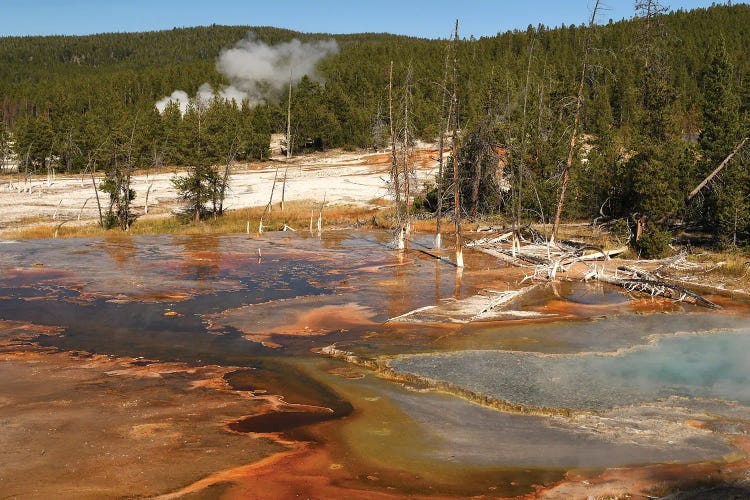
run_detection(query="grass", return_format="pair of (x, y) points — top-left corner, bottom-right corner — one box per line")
(684, 249), (750, 289)
(1, 201), (384, 240)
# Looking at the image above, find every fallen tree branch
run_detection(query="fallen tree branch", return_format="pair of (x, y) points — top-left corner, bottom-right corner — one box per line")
(687, 136), (748, 201)
(596, 269), (721, 309)
(576, 246), (628, 261)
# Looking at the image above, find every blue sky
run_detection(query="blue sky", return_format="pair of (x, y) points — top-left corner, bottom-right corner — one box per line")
(1, 1), (738, 38)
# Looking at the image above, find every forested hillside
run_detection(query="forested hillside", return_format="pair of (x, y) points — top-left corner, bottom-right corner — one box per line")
(1, 3), (748, 249)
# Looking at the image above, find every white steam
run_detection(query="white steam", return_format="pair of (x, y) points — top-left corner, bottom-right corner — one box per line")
(156, 33), (339, 113)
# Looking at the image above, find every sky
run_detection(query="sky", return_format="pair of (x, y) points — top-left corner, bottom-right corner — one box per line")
(1, 0), (740, 39)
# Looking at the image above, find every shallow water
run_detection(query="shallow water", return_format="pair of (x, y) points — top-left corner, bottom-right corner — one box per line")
(306, 359), (734, 469)
(1, 231), (748, 497)
(391, 329), (750, 411)
(428, 309), (750, 355)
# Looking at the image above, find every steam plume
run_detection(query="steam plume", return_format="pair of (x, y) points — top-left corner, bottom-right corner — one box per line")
(156, 33), (339, 113)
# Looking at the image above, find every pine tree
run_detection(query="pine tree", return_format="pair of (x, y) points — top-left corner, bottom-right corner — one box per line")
(173, 97), (221, 222)
(623, 0), (685, 257)
(99, 119), (138, 231)
(0, 118), (11, 172)
(161, 101), (186, 166)
(698, 37), (746, 246)
(13, 114), (54, 173)
(242, 103), (272, 161)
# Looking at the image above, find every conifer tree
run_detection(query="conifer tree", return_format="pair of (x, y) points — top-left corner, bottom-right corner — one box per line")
(623, 0), (684, 257)
(14, 114), (54, 173)
(243, 103), (272, 161)
(173, 97), (220, 222)
(0, 118), (11, 171)
(698, 37), (746, 246)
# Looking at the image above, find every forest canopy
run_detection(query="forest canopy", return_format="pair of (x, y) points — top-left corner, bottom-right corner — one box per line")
(1, 3), (748, 248)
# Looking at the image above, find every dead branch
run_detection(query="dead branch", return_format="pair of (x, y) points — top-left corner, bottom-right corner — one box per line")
(78, 197), (92, 221)
(53, 199), (62, 219)
(687, 136), (748, 201)
(53, 219), (71, 238)
(317, 193), (326, 234)
(144, 183), (153, 214)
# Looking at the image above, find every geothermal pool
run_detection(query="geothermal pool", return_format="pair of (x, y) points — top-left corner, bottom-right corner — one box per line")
(1, 232), (749, 498)
(390, 330), (750, 410)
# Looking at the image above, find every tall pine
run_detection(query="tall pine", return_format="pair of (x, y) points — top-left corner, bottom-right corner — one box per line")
(698, 37), (746, 246)
(624, 0), (685, 257)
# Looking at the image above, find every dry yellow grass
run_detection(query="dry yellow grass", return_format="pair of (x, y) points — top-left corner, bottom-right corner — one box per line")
(686, 250), (750, 286)
(1, 201), (383, 240)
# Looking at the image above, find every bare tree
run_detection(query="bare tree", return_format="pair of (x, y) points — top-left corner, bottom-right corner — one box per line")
(217, 137), (238, 216)
(435, 47), (451, 250)
(402, 63), (414, 241)
(389, 61), (405, 249)
(280, 165), (288, 212)
(88, 156), (104, 228)
(258, 167), (279, 233)
(550, 0), (601, 244)
(286, 71), (293, 159)
(452, 19), (464, 267)
(99, 121), (138, 231)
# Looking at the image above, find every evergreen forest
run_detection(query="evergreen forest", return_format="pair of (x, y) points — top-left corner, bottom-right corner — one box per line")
(1, 3), (749, 251)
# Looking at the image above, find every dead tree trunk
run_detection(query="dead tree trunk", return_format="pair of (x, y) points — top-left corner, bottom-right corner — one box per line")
(91, 168), (103, 228)
(259, 167), (279, 233)
(471, 157), (481, 219)
(218, 144), (236, 215)
(687, 136), (748, 201)
(403, 65), (412, 239)
(435, 49), (451, 250)
(317, 193), (326, 235)
(512, 37), (536, 255)
(551, 0), (600, 244)
(144, 183), (153, 215)
(596, 268), (720, 309)
(281, 166), (288, 212)
(389, 61), (404, 249)
(452, 19), (463, 267)
(286, 72), (293, 159)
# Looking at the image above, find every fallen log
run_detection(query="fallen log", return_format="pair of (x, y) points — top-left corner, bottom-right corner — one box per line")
(617, 265), (655, 280)
(474, 247), (536, 267)
(466, 232), (513, 247)
(596, 271), (721, 309)
(386, 287), (535, 324)
(499, 249), (549, 265)
(567, 246), (628, 263)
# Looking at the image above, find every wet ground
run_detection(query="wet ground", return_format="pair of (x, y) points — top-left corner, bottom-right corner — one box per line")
(1, 231), (750, 498)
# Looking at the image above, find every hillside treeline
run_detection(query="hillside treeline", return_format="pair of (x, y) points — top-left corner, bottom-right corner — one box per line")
(0, 3), (748, 250)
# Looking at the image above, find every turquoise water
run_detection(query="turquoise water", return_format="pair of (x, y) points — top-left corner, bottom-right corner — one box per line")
(391, 330), (750, 410)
